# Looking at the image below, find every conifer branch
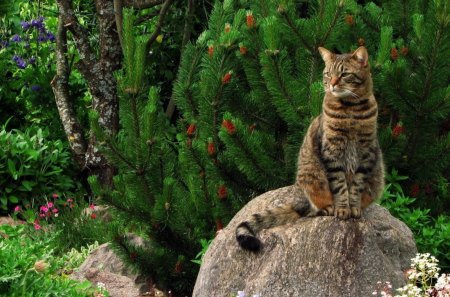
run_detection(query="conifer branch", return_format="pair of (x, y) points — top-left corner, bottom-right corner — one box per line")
(421, 22), (445, 102)
(268, 55), (298, 117)
(233, 133), (282, 183)
(319, 4), (344, 46)
(165, 0), (196, 120)
(280, 12), (313, 53)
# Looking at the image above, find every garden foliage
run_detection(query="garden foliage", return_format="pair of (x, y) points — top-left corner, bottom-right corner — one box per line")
(0, 124), (78, 212)
(0, 224), (103, 296)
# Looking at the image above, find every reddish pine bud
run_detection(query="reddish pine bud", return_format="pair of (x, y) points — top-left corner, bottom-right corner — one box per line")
(239, 45), (248, 55)
(187, 123), (196, 136)
(390, 48), (399, 61)
(409, 184), (420, 197)
(218, 185), (228, 200)
(207, 141), (216, 156)
(222, 119), (236, 135)
(215, 218), (224, 232)
(222, 71), (232, 84)
(392, 123), (404, 138)
(345, 15), (354, 25)
(246, 11), (255, 28)
(401, 47), (409, 56)
(358, 38), (365, 46)
(174, 261), (183, 273)
(90, 213), (97, 219)
(224, 23), (231, 33)
(208, 45), (214, 57)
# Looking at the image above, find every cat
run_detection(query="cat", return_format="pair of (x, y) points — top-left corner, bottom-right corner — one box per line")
(236, 46), (385, 251)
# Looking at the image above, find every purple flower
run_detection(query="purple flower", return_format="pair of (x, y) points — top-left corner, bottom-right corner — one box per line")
(0, 40), (8, 48)
(20, 21), (31, 30)
(37, 34), (47, 42)
(11, 34), (22, 42)
(31, 18), (44, 30)
(47, 32), (55, 42)
(29, 56), (36, 64)
(31, 85), (41, 92)
(12, 55), (26, 69)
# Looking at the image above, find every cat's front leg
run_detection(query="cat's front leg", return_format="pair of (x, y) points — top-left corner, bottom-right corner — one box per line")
(328, 171), (351, 219)
(349, 167), (371, 218)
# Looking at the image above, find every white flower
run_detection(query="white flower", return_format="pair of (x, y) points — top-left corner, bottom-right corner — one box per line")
(237, 291), (245, 297)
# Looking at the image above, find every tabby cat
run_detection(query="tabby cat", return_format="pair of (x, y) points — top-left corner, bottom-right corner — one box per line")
(236, 46), (385, 251)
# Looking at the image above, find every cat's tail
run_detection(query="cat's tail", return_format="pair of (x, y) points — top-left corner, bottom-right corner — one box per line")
(235, 199), (316, 251)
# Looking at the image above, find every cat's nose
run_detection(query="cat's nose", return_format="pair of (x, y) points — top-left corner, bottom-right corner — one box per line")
(330, 76), (340, 86)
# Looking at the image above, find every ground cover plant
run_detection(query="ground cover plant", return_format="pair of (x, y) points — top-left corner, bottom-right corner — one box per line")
(0, 223), (107, 297)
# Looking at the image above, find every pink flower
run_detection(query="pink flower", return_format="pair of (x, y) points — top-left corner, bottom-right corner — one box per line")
(52, 193), (59, 199)
(39, 213), (45, 217)
(52, 208), (59, 213)
(14, 206), (21, 212)
(89, 204), (95, 209)
(40, 205), (49, 213)
(34, 220), (41, 230)
(67, 198), (73, 203)
(47, 202), (54, 208)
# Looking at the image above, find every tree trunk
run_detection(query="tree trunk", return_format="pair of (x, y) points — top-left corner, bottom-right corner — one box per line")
(53, 0), (122, 187)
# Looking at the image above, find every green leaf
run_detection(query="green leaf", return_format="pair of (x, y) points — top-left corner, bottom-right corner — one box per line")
(8, 195), (19, 203)
(21, 180), (35, 191)
(7, 159), (17, 179)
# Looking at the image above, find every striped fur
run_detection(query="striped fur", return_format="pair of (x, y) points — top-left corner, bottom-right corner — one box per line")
(236, 46), (385, 251)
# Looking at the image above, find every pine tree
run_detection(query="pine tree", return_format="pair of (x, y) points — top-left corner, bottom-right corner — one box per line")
(89, 1), (449, 294)
(173, 0), (449, 221)
(88, 9), (199, 293)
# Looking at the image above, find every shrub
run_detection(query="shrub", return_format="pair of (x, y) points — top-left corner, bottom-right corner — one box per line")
(379, 170), (450, 271)
(0, 124), (79, 212)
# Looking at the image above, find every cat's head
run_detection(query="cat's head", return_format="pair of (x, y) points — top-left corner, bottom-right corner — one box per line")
(318, 46), (372, 99)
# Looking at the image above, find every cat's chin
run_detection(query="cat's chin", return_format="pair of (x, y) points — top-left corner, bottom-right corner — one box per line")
(330, 90), (354, 98)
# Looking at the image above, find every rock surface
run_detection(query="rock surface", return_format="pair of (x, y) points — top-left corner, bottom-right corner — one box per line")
(71, 242), (166, 297)
(193, 186), (417, 297)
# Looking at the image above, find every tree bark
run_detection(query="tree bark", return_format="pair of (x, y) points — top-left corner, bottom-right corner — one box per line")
(54, 0), (122, 187)
(51, 12), (87, 169)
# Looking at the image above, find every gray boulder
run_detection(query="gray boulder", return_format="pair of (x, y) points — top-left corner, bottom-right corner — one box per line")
(193, 186), (417, 297)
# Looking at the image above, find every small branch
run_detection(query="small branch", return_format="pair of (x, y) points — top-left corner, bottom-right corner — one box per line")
(146, 0), (174, 53)
(56, 0), (97, 77)
(281, 12), (313, 53)
(319, 4), (344, 46)
(123, 0), (163, 9)
(51, 12), (87, 168)
(135, 12), (159, 25)
(114, 0), (124, 50)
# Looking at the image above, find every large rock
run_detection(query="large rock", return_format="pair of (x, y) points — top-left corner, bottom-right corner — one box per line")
(71, 239), (166, 297)
(193, 186), (417, 297)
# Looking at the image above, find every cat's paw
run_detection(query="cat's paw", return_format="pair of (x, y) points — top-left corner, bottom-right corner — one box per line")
(351, 207), (362, 218)
(335, 207), (351, 220)
(322, 205), (334, 216)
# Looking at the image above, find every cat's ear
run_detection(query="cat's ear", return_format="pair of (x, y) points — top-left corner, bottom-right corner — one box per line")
(318, 47), (335, 63)
(352, 46), (369, 67)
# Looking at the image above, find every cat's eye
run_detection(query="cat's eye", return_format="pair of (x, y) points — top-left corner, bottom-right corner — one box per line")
(341, 72), (353, 78)
(323, 72), (330, 77)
